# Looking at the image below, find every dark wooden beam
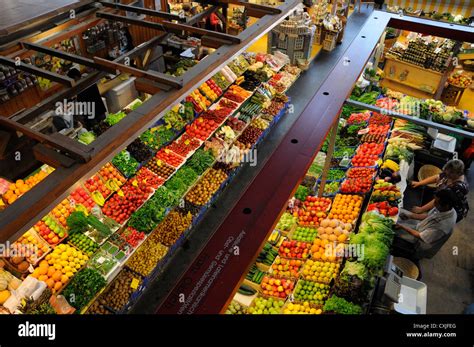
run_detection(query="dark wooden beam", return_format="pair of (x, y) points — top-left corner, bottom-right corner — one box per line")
(0, 56), (75, 87)
(0, 117), (92, 163)
(21, 42), (98, 69)
(33, 143), (77, 168)
(161, 20), (240, 43)
(134, 77), (166, 94)
(113, 34), (168, 63)
(96, 12), (240, 45)
(10, 71), (105, 124)
(99, 1), (186, 22)
(225, 0), (281, 15)
(93, 56), (183, 89)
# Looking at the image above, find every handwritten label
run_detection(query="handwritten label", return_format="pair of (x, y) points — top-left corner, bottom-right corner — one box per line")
(156, 160), (162, 166)
(132, 180), (138, 187)
(166, 124), (172, 129)
(117, 190), (124, 197)
(164, 149), (170, 154)
(184, 140), (190, 146)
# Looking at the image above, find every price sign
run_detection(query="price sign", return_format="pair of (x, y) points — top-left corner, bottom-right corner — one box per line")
(156, 160), (162, 166)
(130, 278), (140, 290)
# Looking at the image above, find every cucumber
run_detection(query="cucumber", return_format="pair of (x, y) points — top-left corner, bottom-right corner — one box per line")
(238, 285), (256, 296)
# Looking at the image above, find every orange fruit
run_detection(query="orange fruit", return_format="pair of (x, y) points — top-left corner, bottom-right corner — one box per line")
(38, 275), (49, 282)
(54, 282), (62, 291)
(46, 279), (55, 288)
(38, 267), (48, 275)
(52, 271), (62, 282)
(39, 260), (49, 268)
(60, 275), (69, 284)
(47, 267), (56, 277)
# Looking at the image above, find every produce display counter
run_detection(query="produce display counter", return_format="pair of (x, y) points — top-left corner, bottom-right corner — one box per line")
(0, 0), (308, 314)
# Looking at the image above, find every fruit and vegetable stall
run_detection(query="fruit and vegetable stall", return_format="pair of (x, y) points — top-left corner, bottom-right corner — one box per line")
(0, 52), (301, 314)
(223, 83), (453, 314)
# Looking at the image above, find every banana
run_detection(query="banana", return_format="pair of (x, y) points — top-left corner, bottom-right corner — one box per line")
(91, 191), (105, 206)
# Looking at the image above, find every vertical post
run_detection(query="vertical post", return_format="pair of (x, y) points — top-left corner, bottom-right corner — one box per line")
(331, 0), (337, 16)
(222, 5), (229, 33)
(317, 119), (338, 197)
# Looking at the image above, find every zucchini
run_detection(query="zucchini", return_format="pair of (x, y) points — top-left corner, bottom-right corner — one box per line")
(238, 284), (256, 296)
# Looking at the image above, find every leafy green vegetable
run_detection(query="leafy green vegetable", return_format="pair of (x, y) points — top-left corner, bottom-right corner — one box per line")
(151, 186), (180, 209)
(327, 169), (346, 181)
(112, 150), (139, 177)
(323, 295), (363, 314)
(174, 166), (198, 186)
(165, 176), (188, 196)
(67, 211), (89, 235)
(295, 185), (310, 201)
(164, 110), (186, 130)
(63, 268), (106, 310)
(140, 127), (176, 150)
(186, 149), (215, 175)
(128, 200), (166, 233)
(105, 111), (127, 126)
(86, 214), (112, 237)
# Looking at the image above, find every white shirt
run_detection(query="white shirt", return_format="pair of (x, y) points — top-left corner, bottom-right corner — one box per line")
(417, 208), (457, 244)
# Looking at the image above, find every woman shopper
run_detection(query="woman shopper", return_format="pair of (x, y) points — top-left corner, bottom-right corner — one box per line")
(411, 159), (469, 223)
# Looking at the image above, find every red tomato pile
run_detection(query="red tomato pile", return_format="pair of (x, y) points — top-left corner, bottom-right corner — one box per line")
(346, 167), (376, 179)
(340, 177), (373, 193)
(218, 98), (238, 110)
(134, 167), (164, 189)
(278, 240), (311, 259)
(186, 118), (218, 141)
(303, 196), (331, 211)
(347, 112), (370, 124)
(102, 185), (152, 224)
(168, 134), (201, 157)
(351, 152), (379, 167)
(120, 227), (146, 247)
(369, 112), (392, 125)
(357, 142), (385, 156)
(261, 276), (295, 299)
(367, 201), (398, 216)
(203, 108), (232, 123)
(70, 187), (95, 211)
(155, 148), (185, 168)
(368, 124), (391, 135)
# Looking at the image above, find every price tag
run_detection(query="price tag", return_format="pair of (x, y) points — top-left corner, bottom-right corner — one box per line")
(198, 118), (204, 123)
(164, 149), (170, 154)
(156, 160), (162, 166)
(97, 257), (106, 264)
(130, 278), (140, 290)
(184, 140), (190, 146)
(166, 124), (172, 129)
(132, 180), (138, 187)
(434, 47), (442, 54)
(117, 190), (124, 197)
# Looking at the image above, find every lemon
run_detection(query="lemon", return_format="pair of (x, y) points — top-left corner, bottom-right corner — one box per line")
(75, 263), (81, 269)
(60, 254), (68, 261)
(66, 272), (74, 278)
(45, 254), (52, 260)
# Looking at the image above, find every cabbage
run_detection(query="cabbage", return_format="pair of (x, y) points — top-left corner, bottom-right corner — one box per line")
(341, 261), (368, 281)
(361, 241), (390, 269)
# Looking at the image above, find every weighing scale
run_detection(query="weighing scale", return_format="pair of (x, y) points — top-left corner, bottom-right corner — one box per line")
(368, 256), (427, 314)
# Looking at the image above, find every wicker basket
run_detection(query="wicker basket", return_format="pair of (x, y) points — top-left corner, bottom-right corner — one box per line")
(418, 164), (442, 188)
(441, 84), (466, 106)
